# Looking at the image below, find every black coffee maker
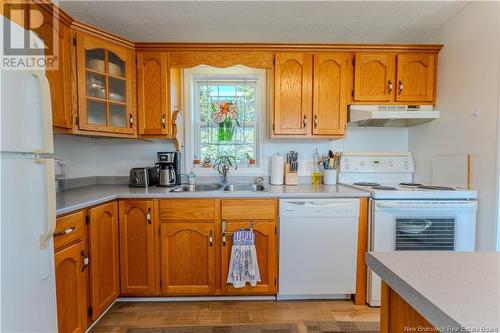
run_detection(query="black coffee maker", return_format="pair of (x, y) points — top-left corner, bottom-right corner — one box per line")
(157, 152), (181, 187)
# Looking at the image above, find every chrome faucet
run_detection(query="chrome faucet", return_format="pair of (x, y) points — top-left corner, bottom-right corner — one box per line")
(221, 164), (230, 185)
(213, 155), (237, 185)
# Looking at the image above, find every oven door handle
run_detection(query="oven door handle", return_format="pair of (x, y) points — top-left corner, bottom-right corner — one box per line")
(375, 201), (478, 210)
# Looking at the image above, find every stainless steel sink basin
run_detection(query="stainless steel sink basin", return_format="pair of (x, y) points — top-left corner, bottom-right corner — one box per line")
(223, 184), (268, 192)
(170, 183), (268, 193)
(170, 184), (223, 192)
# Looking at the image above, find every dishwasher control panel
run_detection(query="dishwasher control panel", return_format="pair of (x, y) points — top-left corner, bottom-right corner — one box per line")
(279, 199), (360, 218)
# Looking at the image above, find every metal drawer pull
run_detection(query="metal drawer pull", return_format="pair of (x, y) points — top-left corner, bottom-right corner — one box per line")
(398, 81), (404, 95)
(54, 227), (75, 237)
(161, 114), (166, 128)
(387, 80), (393, 94)
(303, 115), (307, 128)
(146, 208), (152, 224)
(314, 114), (318, 129)
(209, 230), (213, 247)
(221, 220), (226, 246)
(81, 250), (89, 272)
(129, 114), (134, 128)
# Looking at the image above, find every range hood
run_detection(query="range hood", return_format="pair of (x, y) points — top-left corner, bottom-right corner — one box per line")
(348, 105), (440, 127)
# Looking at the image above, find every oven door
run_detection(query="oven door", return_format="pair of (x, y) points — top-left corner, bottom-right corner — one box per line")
(366, 199), (478, 306)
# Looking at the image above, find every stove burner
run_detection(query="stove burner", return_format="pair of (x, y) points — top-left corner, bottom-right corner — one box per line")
(399, 182), (423, 187)
(371, 185), (398, 190)
(353, 182), (380, 186)
(418, 185), (456, 191)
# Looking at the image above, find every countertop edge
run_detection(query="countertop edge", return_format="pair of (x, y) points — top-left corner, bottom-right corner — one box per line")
(56, 186), (370, 216)
(366, 253), (464, 332)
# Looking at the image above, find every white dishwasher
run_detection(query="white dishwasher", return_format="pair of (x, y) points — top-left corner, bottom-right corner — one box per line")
(278, 198), (359, 300)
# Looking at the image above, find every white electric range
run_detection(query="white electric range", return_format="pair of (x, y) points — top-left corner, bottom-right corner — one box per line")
(338, 152), (478, 306)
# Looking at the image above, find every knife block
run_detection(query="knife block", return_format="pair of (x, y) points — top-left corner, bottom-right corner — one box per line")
(284, 163), (299, 186)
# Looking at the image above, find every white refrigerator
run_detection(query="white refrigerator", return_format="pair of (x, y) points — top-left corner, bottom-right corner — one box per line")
(1, 18), (58, 332)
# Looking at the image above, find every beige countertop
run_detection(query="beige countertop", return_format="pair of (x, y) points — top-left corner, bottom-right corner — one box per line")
(366, 251), (500, 333)
(56, 184), (370, 216)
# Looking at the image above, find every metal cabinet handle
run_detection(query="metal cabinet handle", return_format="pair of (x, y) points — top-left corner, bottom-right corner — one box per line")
(398, 81), (404, 95)
(388, 80), (393, 94)
(303, 115), (307, 129)
(129, 114), (134, 128)
(54, 227), (75, 237)
(161, 114), (166, 129)
(209, 230), (213, 247)
(221, 220), (226, 246)
(313, 114), (318, 129)
(146, 208), (152, 224)
(81, 250), (89, 272)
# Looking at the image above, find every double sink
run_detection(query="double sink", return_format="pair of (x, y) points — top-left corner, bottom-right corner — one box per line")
(170, 183), (268, 193)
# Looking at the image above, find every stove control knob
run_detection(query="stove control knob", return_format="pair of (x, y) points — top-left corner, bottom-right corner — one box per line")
(388, 161), (394, 167)
(404, 164), (409, 170)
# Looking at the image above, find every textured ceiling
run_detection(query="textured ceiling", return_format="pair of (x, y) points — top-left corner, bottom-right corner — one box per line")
(59, 1), (469, 43)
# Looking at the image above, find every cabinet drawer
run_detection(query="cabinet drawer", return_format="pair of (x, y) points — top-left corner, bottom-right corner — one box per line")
(159, 199), (216, 222)
(55, 210), (86, 250)
(221, 199), (277, 220)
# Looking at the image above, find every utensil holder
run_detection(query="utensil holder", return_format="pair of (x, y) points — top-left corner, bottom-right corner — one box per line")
(284, 163), (298, 186)
(323, 169), (337, 185)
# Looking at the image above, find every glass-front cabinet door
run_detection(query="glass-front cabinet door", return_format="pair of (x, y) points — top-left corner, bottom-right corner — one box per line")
(76, 33), (135, 136)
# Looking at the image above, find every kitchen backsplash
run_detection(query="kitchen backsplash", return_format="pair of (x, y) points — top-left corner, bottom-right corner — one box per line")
(54, 127), (409, 179)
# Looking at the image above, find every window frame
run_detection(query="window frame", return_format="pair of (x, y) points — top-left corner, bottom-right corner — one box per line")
(183, 66), (267, 176)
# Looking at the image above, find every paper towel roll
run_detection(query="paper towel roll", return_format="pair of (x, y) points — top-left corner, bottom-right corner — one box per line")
(270, 155), (285, 185)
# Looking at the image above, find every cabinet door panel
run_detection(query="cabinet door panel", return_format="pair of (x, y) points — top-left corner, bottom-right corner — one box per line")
(396, 53), (435, 102)
(354, 53), (395, 102)
(273, 53), (312, 135)
(55, 241), (88, 333)
(119, 200), (156, 295)
(137, 52), (169, 136)
(31, 5), (72, 130)
(76, 33), (135, 135)
(221, 221), (277, 294)
(88, 201), (119, 320)
(161, 223), (215, 295)
(312, 53), (350, 136)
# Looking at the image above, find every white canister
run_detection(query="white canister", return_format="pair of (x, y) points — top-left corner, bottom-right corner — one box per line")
(270, 154), (285, 185)
(323, 169), (337, 185)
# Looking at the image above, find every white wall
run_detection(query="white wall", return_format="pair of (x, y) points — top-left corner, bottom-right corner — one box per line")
(54, 127), (409, 178)
(410, 2), (500, 250)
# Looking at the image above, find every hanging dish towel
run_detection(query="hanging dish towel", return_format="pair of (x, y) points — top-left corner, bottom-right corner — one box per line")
(227, 229), (261, 288)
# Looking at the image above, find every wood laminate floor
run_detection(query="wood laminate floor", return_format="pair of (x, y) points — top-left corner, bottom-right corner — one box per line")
(90, 300), (380, 333)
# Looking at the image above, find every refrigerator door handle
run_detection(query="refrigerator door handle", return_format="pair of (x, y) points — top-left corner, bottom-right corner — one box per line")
(37, 158), (56, 250)
(32, 70), (54, 154)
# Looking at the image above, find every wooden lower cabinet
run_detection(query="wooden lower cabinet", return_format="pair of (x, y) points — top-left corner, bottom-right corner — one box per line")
(221, 221), (277, 294)
(381, 281), (435, 333)
(119, 200), (156, 295)
(160, 222), (216, 295)
(88, 201), (120, 320)
(54, 241), (89, 333)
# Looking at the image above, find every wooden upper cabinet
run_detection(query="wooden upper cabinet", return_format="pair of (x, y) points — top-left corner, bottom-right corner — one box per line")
(221, 221), (277, 295)
(137, 52), (169, 136)
(312, 53), (351, 136)
(54, 241), (89, 333)
(160, 223), (216, 295)
(354, 53), (396, 102)
(75, 32), (136, 136)
(119, 200), (156, 295)
(30, 5), (73, 130)
(273, 52), (313, 135)
(396, 53), (436, 102)
(88, 201), (120, 320)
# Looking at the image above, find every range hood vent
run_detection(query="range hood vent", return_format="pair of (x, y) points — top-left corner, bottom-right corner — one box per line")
(348, 105), (440, 127)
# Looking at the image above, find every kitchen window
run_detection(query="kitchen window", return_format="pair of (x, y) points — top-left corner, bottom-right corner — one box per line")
(184, 66), (266, 174)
